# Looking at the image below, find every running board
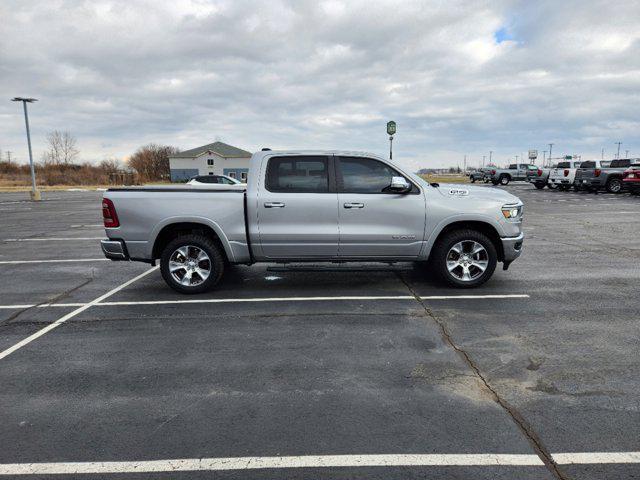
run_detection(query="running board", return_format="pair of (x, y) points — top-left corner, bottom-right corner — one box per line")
(267, 264), (413, 273)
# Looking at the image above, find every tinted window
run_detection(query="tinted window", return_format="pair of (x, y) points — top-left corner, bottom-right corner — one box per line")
(266, 156), (329, 193)
(339, 157), (407, 193)
(610, 159), (631, 168)
(508, 164), (517, 169)
(556, 162), (571, 168)
(195, 175), (217, 183)
(580, 161), (596, 168)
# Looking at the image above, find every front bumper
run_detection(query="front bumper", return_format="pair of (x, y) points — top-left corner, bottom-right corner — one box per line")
(501, 232), (524, 262)
(101, 239), (129, 261)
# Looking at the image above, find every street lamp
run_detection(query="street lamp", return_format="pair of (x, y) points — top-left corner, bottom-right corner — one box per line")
(11, 97), (40, 201)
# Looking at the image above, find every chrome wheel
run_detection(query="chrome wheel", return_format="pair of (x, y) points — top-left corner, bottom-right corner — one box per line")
(168, 245), (211, 286)
(446, 241), (489, 282)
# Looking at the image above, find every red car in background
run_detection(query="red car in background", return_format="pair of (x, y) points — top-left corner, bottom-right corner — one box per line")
(622, 162), (640, 194)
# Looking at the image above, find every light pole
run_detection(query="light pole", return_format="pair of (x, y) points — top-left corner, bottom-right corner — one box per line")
(615, 142), (622, 159)
(548, 143), (554, 167)
(489, 150), (493, 165)
(542, 150), (547, 166)
(625, 150), (629, 158)
(12, 97), (40, 201)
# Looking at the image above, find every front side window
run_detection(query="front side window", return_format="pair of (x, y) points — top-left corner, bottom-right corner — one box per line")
(339, 156), (408, 193)
(265, 156), (329, 193)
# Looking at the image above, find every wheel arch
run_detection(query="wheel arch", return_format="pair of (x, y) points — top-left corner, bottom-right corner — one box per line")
(150, 218), (232, 262)
(426, 220), (504, 262)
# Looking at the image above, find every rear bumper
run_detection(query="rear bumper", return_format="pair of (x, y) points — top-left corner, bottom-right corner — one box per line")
(101, 239), (129, 261)
(501, 232), (524, 262)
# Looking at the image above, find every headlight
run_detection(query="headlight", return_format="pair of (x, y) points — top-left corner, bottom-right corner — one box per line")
(502, 205), (522, 219)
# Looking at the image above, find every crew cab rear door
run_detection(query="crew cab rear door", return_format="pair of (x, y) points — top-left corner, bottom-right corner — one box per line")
(256, 155), (339, 258)
(336, 155), (426, 258)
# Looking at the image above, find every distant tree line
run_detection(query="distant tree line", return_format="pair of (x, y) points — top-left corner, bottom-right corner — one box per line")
(0, 131), (179, 186)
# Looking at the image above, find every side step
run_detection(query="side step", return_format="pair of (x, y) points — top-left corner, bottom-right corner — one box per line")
(267, 263), (414, 273)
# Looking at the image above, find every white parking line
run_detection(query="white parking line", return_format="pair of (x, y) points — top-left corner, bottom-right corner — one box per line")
(0, 258), (108, 265)
(3, 237), (104, 242)
(0, 266), (158, 361)
(0, 294), (530, 310)
(0, 451), (638, 475)
(553, 451), (640, 464)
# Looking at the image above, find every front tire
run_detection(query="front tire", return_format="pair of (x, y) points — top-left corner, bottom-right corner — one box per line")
(160, 234), (224, 294)
(499, 175), (510, 185)
(470, 177), (476, 183)
(430, 229), (497, 288)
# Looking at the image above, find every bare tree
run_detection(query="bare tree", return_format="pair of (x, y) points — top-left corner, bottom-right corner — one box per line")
(128, 144), (179, 182)
(43, 130), (79, 165)
(99, 158), (122, 175)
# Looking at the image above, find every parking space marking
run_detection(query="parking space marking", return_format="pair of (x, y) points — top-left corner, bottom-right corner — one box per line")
(0, 258), (108, 265)
(553, 452), (640, 464)
(0, 294), (530, 310)
(0, 266), (158, 361)
(1, 451), (639, 475)
(3, 237), (104, 242)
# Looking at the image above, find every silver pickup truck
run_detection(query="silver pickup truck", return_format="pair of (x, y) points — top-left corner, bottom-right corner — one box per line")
(101, 150), (524, 292)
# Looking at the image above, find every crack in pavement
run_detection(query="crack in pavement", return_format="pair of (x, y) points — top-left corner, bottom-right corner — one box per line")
(396, 273), (569, 480)
(0, 276), (94, 327)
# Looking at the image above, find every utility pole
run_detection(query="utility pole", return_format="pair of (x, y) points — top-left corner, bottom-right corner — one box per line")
(601, 147), (604, 160)
(482, 155), (486, 167)
(542, 150), (547, 166)
(11, 97), (40, 201)
(463, 155), (467, 173)
(615, 141), (622, 159)
(6, 151), (12, 164)
(489, 150), (493, 165)
(625, 150), (629, 158)
(548, 143), (554, 167)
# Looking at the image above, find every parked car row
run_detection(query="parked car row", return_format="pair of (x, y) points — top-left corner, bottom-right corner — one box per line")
(469, 164), (538, 185)
(525, 159), (640, 194)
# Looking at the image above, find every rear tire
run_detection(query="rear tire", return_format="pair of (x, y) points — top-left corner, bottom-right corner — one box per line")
(547, 183), (557, 189)
(160, 234), (224, 294)
(534, 183), (545, 190)
(470, 177), (476, 183)
(430, 229), (497, 288)
(606, 177), (622, 193)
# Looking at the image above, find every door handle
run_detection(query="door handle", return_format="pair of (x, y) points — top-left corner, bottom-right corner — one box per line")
(264, 202), (285, 208)
(343, 202), (364, 209)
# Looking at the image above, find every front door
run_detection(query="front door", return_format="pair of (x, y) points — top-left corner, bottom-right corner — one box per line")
(257, 155), (339, 259)
(336, 156), (426, 258)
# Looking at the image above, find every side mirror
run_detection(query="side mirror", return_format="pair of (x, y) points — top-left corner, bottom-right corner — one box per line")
(388, 176), (411, 193)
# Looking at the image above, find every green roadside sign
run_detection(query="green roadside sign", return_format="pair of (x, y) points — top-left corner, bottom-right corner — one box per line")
(387, 121), (396, 136)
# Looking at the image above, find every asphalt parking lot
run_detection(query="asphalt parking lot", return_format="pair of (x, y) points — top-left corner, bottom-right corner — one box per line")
(0, 185), (638, 480)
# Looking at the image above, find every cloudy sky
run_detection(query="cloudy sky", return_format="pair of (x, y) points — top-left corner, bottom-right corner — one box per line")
(1, 0), (639, 171)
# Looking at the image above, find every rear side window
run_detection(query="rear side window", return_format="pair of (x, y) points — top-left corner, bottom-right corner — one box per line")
(508, 164), (517, 169)
(580, 161), (596, 168)
(338, 156), (409, 193)
(556, 162), (571, 168)
(610, 159), (631, 168)
(265, 156), (329, 193)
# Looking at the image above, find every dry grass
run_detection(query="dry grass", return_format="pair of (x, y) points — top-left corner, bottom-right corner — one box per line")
(419, 174), (469, 184)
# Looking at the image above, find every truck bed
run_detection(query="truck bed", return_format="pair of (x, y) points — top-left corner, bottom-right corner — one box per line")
(104, 187), (251, 263)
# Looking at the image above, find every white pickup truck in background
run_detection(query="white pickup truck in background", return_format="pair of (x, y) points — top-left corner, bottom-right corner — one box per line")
(548, 160), (583, 190)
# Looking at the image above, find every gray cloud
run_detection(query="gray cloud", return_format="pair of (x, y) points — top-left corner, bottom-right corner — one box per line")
(1, 0), (639, 171)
